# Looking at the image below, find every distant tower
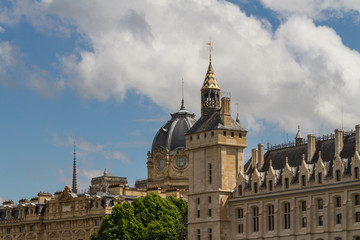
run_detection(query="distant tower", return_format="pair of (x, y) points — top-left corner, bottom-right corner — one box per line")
(295, 125), (303, 146)
(72, 141), (78, 193)
(186, 45), (247, 240)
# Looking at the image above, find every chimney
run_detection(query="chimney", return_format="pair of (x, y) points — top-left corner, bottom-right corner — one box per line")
(307, 134), (316, 162)
(356, 124), (360, 153)
(258, 144), (264, 170)
(252, 148), (258, 169)
(221, 97), (232, 126)
(334, 129), (344, 156)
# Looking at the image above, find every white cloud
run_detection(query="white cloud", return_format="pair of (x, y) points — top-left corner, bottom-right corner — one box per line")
(112, 151), (130, 164)
(0, 26), (4, 33)
(260, 0), (360, 20)
(3, 0), (360, 135)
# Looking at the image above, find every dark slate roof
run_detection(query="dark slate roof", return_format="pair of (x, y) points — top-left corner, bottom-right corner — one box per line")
(186, 110), (244, 135)
(260, 144), (307, 172)
(152, 108), (196, 155)
(340, 135), (355, 175)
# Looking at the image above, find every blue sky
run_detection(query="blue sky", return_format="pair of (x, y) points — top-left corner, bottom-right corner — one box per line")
(1, 0), (360, 202)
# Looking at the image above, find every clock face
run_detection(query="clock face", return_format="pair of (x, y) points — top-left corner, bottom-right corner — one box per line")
(175, 156), (187, 169)
(157, 158), (165, 170)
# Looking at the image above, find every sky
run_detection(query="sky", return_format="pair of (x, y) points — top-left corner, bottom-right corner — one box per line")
(1, 0), (360, 203)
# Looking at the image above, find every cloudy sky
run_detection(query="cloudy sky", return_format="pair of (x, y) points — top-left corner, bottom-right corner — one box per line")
(1, 0), (360, 202)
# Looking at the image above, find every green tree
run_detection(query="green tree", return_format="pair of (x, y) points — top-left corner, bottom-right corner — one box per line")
(90, 193), (187, 240)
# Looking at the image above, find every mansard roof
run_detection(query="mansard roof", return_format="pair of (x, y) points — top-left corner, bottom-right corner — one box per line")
(187, 110), (245, 135)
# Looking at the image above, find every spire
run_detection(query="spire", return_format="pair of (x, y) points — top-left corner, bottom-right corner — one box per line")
(295, 125), (303, 146)
(202, 42), (219, 90)
(72, 140), (78, 193)
(296, 125), (302, 139)
(180, 78), (185, 110)
(201, 42), (221, 117)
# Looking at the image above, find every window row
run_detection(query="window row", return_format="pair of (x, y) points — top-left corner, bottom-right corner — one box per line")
(189, 131), (243, 141)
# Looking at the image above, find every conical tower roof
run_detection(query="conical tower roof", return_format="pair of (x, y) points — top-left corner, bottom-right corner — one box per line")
(201, 58), (220, 90)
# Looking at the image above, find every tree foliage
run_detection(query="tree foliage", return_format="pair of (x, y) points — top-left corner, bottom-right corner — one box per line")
(90, 193), (187, 240)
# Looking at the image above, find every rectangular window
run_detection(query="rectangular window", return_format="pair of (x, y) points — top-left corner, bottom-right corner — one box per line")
(204, 133), (207, 138)
(197, 210), (200, 218)
(231, 132), (234, 137)
(30, 225), (34, 231)
(268, 205), (274, 231)
(302, 217), (307, 228)
(209, 163), (212, 184)
(285, 178), (289, 189)
(238, 208), (243, 219)
(301, 201), (306, 212)
(223, 131), (226, 136)
(318, 173), (322, 184)
(254, 182), (258, 193)
(197, 198), (200, 204)
(6, 228), (11, 234)
(19, 226), (24, 233)
(95, 219), (101, 226)
(355, 167), (359, 179)
(336, 197), (341, 208)
(208, 196), (211, 203)
(355, 212), (360, 222)
(336, 213), (342, 225)
(301, 175), (306, 186)
(238, 224), (243, 234)
(317, 199), (323, 210)
(211, 131), (214, 137)
(318, 216), (323, 226)
(284, 203), (291, 229)
(239, 133), (242, 138)
(208, 228), (212, 240)
(269, 180), (273, 191)
(253, 207), (259, 232)
(208, 209), (212, 217)
(197, 229), (201, 240)
(355, 194), (360, 205)
(336, 170), (341, 181)
(238, 185), (242, 196)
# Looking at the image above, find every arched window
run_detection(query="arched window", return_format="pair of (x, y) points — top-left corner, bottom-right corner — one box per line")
(253, 207), (259, 232)
(254, 182), (258, 193)
(268, 205), (274, 231)
(336, 170), (341, 181)
(284, 202), (291, 229)
(318, 172), (322, 184)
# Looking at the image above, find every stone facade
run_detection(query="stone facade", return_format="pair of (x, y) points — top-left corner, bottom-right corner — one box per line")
(186, 56), (360, 240)
(0, 186), (126, 240)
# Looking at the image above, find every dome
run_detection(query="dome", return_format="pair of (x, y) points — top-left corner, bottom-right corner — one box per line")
(151, 104), (196, 156)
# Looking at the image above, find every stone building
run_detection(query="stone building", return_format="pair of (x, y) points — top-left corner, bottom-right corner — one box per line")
(186, 55), (360, 240)
(146, 98), (196, 194)
(89, 169), (128, 194)
(0, 186), (128, 240)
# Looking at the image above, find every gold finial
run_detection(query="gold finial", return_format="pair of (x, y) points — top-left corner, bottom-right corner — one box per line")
(206, 42), (213, 63)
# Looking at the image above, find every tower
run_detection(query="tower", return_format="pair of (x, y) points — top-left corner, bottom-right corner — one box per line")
(72, 141), (78, 193)
(186, 54), (247, 240)
(295, 125), (303, 146)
